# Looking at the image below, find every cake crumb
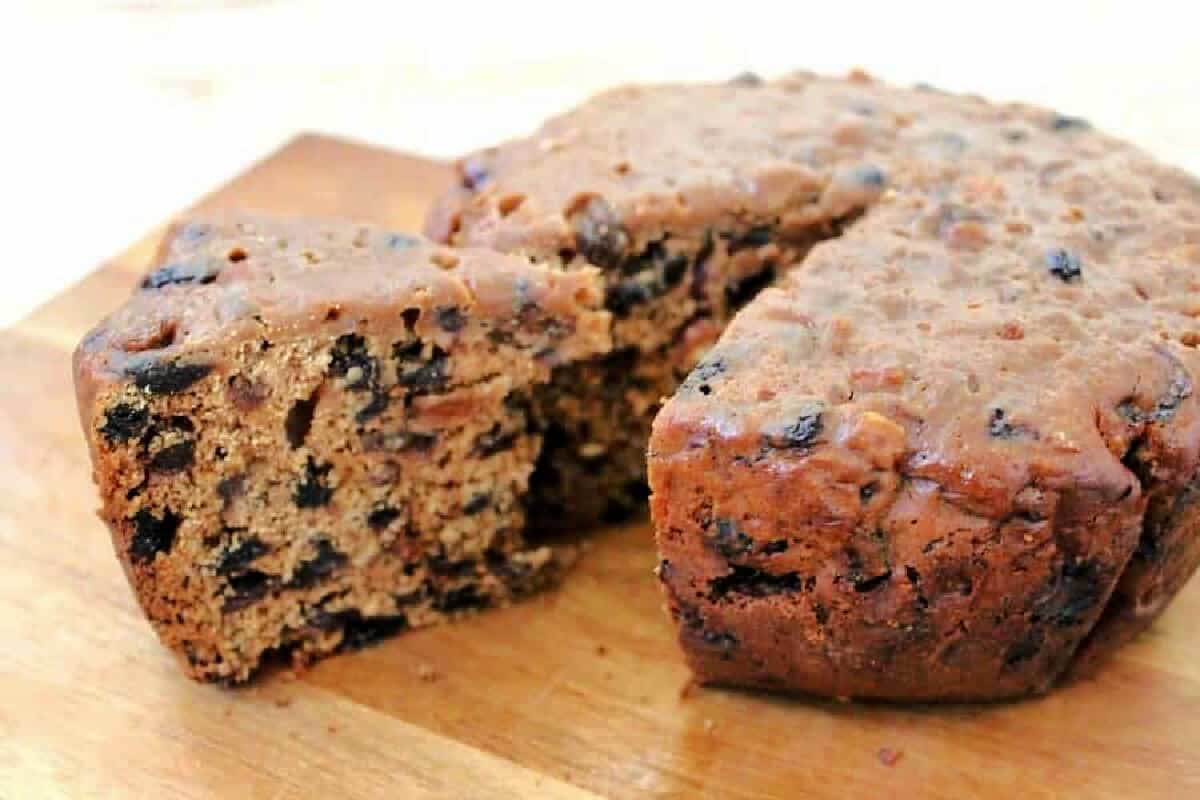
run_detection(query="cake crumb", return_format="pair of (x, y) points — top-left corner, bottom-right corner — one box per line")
(327, 724), (339, 735)
(416, 663), (439, 682)
(594, 644), (608, 656)
(703, 719), (716, 733)
(877, 747), (903, 767)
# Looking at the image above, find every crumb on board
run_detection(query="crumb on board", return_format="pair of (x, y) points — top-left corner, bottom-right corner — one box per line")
(273, 696), (293, 708)
(703, 719), (716, 734)
(327, 724), (339, 735)
(417, 663), (439, 682)
(594, 644), (608, 656)
(877, 747), (903, 767)
(679, 678), (697, 700)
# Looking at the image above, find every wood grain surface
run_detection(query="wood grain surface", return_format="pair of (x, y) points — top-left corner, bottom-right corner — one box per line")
(3, 135), (1199, 799)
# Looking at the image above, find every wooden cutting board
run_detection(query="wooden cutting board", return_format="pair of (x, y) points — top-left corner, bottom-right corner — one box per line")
(3, 135), (1198, 799)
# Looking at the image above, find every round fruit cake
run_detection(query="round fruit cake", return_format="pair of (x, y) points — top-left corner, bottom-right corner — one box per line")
(430, 70), (1200, 700)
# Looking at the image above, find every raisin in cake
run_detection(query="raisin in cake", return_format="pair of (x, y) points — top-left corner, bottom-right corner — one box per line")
(74, 214), (609, 682)
(642, 74), (1200, 700)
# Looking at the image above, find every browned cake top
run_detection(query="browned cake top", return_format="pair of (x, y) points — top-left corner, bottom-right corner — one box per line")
(428, 71), (1196, 261)
(639, 73), (1200, 520)
(75, 213), (611, 418)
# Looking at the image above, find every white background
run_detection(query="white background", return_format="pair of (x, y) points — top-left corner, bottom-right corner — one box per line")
(4, 0), (1198, 327)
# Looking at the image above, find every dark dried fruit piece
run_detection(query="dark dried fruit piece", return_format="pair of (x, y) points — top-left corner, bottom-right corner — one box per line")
(392, 339), (422, 361)
(338, 612), (410, 650)
(724, 224), (774, 254)
(1050, 114), (1091, 131)
(141, 260), (220, 289)
(127, 361), (213, 395)
(148, 440), (195, 472)
(662, 254), (688, 288)
(604, 279), (652, 316)
(367, 506), (401, 530)
(572, 196), (630, 269)
(294, 458), (334, 508)
(709, 565), (804, 599)
(435, 584), (490, 613)
(223, 570), (274, 612)
(620, 239), (667, 277)
(129, 508), (181, 563)
(216, 537), (269, 575)
(1117, 359), (1193, 425)
(463, 492), (492, 515)
(724, 263), (777, 308)
(1045, 248), (1083, 282)
(1048, 559), (1105, 626)
(396, 345), (448, 392)
(706, 518), (754, 558)
(988, 408), (1036, 439)
(285, 392), (319, 448)
(760, 539), (789, 555)
(763, 408), (824, 450)
(435, 306), (467, 332)
(99, 403), (149, 443)
(853, 570), (892, 593)
(288, 539), (348, 588)
(328, 334), (376, 389)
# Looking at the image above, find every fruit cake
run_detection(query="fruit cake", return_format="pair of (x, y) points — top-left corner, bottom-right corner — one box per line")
(74, 214), (609, 682)
(431, 70), (1200, 700)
